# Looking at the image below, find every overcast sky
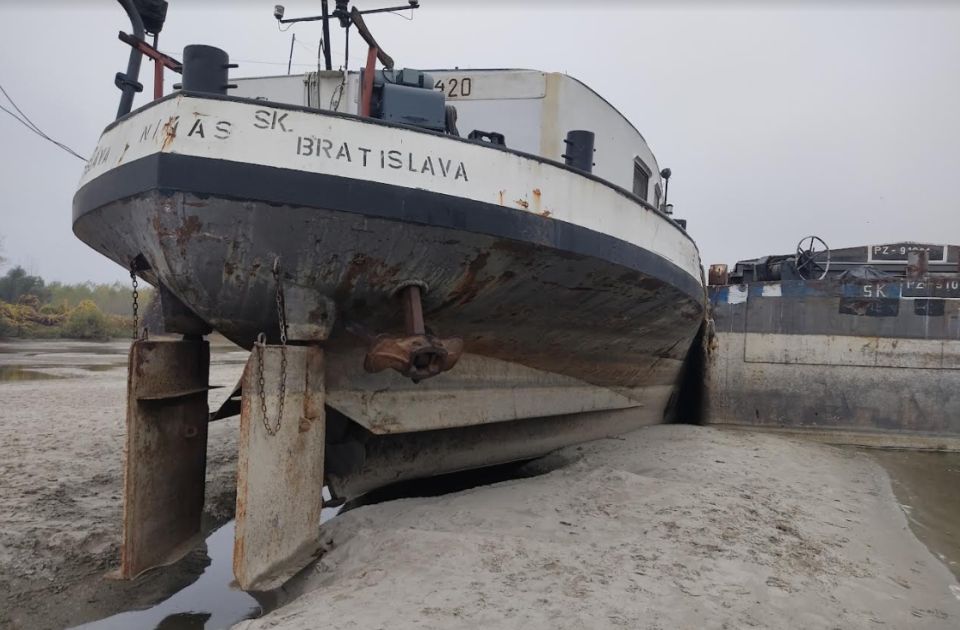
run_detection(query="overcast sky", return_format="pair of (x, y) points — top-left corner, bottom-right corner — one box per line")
(1, 1), (958, 284)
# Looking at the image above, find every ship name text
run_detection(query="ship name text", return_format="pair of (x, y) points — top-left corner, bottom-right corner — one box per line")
(296, 135), (469, 181)
(84, 106), (471, 184)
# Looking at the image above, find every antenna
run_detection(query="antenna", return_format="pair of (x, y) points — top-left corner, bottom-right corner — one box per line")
(273, 1), (420, 70)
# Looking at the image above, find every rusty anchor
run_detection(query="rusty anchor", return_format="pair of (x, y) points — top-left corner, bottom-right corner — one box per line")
(364, 283), (463, 383)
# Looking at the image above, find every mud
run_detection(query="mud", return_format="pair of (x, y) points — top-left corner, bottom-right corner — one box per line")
(0, 338), (246, 630)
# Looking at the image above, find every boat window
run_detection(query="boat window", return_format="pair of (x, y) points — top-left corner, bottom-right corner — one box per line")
(633, 158), (651, 201)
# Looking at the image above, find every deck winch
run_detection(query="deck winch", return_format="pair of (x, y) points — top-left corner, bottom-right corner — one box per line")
(368, 68), (448, 132)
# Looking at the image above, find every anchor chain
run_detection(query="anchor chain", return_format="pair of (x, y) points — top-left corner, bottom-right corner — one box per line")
(129, 263), (139, 341)
(255, 259), (288, 436)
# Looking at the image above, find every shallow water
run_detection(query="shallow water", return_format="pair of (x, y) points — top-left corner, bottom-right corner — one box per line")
(71, 522), (262, 630)
(72, 504), (342, 630)
(0, 365), (66, 381)
(868, 449), (960, 580)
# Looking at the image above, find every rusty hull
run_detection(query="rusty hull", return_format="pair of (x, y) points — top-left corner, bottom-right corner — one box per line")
(75, 186), (703, 500)
(74, 191), (704, 396)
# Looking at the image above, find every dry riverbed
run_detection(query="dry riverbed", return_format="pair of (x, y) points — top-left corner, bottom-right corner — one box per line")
(1, 340), (959, 629)
(242, 425), (960, 630)
(0, 339), (246, 630)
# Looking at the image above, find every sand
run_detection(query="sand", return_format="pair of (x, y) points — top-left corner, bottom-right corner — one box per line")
(0, 340), (246, 630)
(236, 425), (960, 630)
(2, 339), (959, 629)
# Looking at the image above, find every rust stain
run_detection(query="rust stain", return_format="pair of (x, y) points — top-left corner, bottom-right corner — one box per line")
(498, 190), (505, 206)
(708, 264), (729, 286)
(174, 215), (203, 251)
(161, 116), (179, 151)
(532, 188), (542, 213)
(515, 199), (529, 209)
(539, 210), (552, 218)
(334, 253), (369, 303)
(332, 252), (403, 305)
(433, 251), (492, 311)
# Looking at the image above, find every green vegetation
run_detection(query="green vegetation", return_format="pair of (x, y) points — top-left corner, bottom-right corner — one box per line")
(0, 266), (153, 340)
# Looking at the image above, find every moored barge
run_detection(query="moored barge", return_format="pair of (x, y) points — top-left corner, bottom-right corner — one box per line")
(707, 239), (960, 450)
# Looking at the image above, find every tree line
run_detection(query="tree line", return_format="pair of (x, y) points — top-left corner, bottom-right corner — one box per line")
(0, 266), (154, 340)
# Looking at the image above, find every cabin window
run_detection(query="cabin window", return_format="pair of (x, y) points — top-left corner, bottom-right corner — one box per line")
(633, 158), (651, 201)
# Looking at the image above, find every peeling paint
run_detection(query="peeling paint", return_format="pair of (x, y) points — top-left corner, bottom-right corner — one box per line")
(727, 286), (747, 304)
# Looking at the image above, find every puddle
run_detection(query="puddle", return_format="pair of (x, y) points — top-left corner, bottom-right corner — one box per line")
(0, 341), (131, 357)
(71, 522), (261, 630)
(0, 366), (65, 381)
(868, 449), (960, 580)
(80, 363), (125, 372)
(74, 495), (341, 630)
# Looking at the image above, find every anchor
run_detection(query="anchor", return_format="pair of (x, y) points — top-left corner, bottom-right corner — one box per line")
(364, 282), (463, 383)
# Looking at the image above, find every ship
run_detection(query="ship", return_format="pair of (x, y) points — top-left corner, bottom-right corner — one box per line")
(706, 237), (960, 450)
(74, 0), (705, 589)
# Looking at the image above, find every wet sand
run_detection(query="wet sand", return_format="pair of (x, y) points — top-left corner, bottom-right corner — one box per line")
(0, 339), (246, 630)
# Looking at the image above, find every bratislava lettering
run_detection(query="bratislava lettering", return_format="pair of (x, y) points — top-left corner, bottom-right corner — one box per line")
(86, 106), (470, 184)
(296, 135), (468, 181)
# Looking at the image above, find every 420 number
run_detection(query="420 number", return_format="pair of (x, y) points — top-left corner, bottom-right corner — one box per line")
(434, 77), (472, 98)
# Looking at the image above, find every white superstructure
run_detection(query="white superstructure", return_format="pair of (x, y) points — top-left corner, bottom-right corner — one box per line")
(79, 94), (700, 284)
(232, 69), (664, 207)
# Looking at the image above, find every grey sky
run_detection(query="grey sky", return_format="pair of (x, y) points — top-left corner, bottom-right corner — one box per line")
(1, 1), (958, 283)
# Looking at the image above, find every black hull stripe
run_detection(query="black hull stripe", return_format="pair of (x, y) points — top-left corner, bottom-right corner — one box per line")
(73, 154), (705, 303)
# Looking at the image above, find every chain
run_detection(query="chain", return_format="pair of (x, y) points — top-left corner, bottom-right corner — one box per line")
(255, 259), (288, 436)
(129, 263), (139, 341)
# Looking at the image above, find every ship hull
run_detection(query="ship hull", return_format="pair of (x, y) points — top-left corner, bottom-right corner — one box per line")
(73, 93), (705, 479)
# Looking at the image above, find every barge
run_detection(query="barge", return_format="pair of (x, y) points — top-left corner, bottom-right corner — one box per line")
(706, 238), (960, 450)
(75, 1), (705, 589)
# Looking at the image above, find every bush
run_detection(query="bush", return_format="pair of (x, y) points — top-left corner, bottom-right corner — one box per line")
(0, 302), (17, 337)
(0, 268), (146, 340)
(62, 300), (112, 340)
